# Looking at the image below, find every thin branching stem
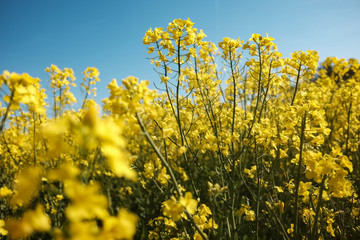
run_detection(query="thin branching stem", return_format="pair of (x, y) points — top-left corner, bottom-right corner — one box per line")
(294, 112), (307, 240)
(136, 112), (208, 240)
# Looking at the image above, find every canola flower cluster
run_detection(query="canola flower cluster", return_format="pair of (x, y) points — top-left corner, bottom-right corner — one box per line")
(1, 18), (360, 240)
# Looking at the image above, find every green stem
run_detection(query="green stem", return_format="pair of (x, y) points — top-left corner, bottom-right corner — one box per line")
(311, 175), (327, 240)
(255, 141), (260, 240)
(33, 113), (37, 165)
(291, 64), (302, 106)
(345, 100), (352, 154)
(294, 112), (306, 240)
(0, 91), (14, 133)
(136, 112), (208, 240)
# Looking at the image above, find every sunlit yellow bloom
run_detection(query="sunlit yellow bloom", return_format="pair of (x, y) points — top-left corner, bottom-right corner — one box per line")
(0, 220), (7, 236)
(100, 209), (138, 239)
(180, 192), (197, 215)
(162, 196), (184, 221)
(0, 186), (12, 198)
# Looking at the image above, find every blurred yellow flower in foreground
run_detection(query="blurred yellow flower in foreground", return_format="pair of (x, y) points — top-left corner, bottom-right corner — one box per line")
(5, 204), (50, 239)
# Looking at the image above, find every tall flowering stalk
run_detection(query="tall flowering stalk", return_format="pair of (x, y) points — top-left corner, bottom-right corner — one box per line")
(0, 18), (359, 240)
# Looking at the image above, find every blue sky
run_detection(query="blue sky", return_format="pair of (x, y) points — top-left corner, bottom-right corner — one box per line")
(1, 0), (359, 103)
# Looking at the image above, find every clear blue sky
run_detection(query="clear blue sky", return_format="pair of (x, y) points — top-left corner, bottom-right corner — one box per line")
(1, 0), (359, 103)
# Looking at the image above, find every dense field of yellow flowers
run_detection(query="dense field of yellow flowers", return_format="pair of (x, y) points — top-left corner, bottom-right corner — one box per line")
(0, 18), (359, 240)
